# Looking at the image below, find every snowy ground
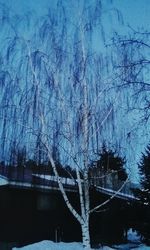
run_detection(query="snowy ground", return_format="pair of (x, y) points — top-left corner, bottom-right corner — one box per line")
(12, 228), (149, 250)
(12, 240), (150, 250)
(12, 241), (116, 250)
(13, 241), (84, 250)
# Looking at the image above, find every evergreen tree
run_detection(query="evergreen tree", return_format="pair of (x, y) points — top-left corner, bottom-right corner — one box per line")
(131, 145), (150, 245)
(90, 145), (127, 181)
(137, 144), (150, 205)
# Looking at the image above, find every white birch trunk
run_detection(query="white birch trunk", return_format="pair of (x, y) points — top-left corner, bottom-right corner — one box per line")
(80, 17), (91, 248)
(46, 140), (91, 249)
(81, 220), (91, 250)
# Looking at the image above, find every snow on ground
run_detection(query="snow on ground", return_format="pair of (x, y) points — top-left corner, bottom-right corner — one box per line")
(113, 244), (150, 249)
(12, 240), (150, 250)
(12, 229), (150, 250)
(13, 241), (83, 250)
(12, 240), (115, 250)
(133, 246), (150, 249)
(112, 228), (150, 249)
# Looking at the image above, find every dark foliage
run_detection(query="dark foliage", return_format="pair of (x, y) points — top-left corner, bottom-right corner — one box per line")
(139, 145), (150, 190)
(23, 160), (76, 179)
(90, 144), (127, 181)
(135, 144), (150, 205)
(131, 144), (150, 245)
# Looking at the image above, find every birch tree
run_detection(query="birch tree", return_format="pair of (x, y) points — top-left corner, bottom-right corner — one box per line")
(0, 1), (128, 249)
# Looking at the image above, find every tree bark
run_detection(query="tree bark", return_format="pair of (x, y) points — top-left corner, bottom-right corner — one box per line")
(81, 220), (91, 250)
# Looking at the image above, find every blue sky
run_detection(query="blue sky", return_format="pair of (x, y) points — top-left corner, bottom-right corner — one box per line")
(115, 0), (150, 29)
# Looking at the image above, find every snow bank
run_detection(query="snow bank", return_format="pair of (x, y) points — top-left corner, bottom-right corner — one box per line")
(13, 241), (84, 250)
(12, 240), (115, 250)
(132, 245), (150, 250)
(12, 240), (149, 250)
(113, 243), (150, 250)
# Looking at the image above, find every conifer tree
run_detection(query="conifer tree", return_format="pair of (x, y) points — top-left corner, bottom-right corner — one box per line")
(91, 145), (127, 181)
(137, 144), (150, 205)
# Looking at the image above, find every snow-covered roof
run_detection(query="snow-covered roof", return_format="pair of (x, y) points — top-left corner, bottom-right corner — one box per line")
(32, 174), (77, 185)
(0, 174), (8, 186)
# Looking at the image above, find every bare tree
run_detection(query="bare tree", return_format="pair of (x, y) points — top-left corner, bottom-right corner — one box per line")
(109, 28), (150, 178)
(113, 28), (150, 123)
